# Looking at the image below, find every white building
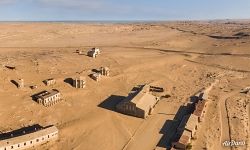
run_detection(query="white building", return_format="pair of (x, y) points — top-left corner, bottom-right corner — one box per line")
(0, 125), (58, 150)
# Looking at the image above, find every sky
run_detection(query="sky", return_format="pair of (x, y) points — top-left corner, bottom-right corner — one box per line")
(0, 0), (250, 21)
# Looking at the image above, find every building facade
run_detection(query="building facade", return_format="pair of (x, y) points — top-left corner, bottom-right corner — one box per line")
(100, 67), (110, 76)
(0, 125), (58, 150)
(43, 78), (56, 86)
(35, 89), (61, 107)
(73, 77), (86, 88)
(87, 48), (100, 58)
(116, 84), (159, 118)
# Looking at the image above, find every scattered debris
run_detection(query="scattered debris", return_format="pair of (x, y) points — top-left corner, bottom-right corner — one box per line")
(240, 86), (250, 94)
(30, 85), (38, 89)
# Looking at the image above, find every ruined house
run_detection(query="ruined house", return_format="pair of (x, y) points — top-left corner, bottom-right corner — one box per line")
(43, 78), (56, 86)
(34, 89), (61, 107)
(0, 125), (58, 150)
(90, 73), (101, 82)
(240, 86), (250, 94)
(193, 100), (207, 122)
(73, 77), (86, 88)
(100, 67), (110, 76)
(87, 48), (100, 58)
(177, 114), (198, 138)
(172, 130), (191, 150)
(116, 84), (159, 118)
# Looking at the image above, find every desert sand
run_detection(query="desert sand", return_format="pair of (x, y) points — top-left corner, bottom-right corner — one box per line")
(0, 21), (249, 150)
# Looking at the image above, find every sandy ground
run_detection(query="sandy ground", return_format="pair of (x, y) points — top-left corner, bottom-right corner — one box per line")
(0, 21), (249, 150)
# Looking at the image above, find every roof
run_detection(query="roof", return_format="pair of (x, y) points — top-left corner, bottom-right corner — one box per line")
(178, 114), (198, 132)
(36, 90), (60, 99)
(121, 84), (157, 111)
(193, 100), (206, 117)
(0, 126), (58, 147)
(178, 134), (190, 145)
(185, 114), (198, 131)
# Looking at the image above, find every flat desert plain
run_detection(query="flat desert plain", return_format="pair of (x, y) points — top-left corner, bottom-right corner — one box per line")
(0, 21), (249, 150)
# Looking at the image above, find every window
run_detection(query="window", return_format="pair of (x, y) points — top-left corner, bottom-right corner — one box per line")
(18, 144), (20, 147)
(48, 135), (50, 138)
(11, 146), (14, 149)
(30, 141), (33, 144)
(24, 142), (26, 146)
(36, 139), (39, 142)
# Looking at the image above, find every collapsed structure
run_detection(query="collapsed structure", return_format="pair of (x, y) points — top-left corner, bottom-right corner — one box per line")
(240, 86), (250, 94)
(87, 47), (100, 58)
(34, 89), (61, 107)
(43, 78), (56, 86)
(116, 84), (159, 118)
(0, 125), (58, 150)
(90, 73), (101, 82)
(73, 77), (86, 88)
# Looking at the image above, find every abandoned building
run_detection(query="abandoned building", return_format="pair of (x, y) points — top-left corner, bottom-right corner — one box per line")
(90, 73), (101, 82)
(73, 77), (86, 88)
(116, 84), (159, 118)
(17, 79), (24, 89)
(240, 86), (250, 94)
(172, 130), (191, 150)
(87, 47), (100, 58)
(177, 114), (198, 138)
(100, 67), (110, 76)
(43, 78), (56, 86)
(0, 125), (58, 150)
(34, 89), (61, 107)
(193, 100), (207, 122)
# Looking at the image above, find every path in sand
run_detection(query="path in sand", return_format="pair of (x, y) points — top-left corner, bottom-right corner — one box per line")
(218, 90), (238, 150)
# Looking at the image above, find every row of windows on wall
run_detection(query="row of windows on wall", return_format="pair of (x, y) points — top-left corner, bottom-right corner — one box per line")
(4, 132), (58, 150)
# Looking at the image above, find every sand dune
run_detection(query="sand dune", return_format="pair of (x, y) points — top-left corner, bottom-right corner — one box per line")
(0, 21), (249, 150)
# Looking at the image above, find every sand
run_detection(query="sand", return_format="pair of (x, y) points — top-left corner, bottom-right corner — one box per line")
(0, 21), (249, 150)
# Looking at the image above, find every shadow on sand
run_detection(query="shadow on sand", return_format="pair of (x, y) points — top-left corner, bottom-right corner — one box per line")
(157, 103), (194, 149)
(64, 78), (73, 87)
(10, 80), (19, 88)
(98, 95), (125, 112)
(0, 124), (45, 140)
